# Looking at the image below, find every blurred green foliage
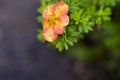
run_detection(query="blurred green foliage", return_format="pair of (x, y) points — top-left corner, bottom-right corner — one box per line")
(37, 0), (120, 79)
(67, 2), (120, 79)
(37, 0), (119, 52)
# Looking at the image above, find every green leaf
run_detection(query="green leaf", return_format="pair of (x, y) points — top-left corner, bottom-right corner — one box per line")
(37, 16), (43, 23)
(70, 9), (83, 24)
(63, 42), (69, 50)
(96, 17), (102, 24)
(37, 29), (45, 43)
(65, 38), (74, 46)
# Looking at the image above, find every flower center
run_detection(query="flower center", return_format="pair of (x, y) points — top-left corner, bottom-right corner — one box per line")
(48, 15), (56, 25)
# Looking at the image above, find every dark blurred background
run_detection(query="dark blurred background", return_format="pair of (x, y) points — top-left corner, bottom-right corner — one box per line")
(0, 0), (75, 80)
(0, 0), (120, 80)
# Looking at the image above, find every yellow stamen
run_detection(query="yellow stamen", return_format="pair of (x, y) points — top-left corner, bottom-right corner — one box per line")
(48, 15), (56, 25)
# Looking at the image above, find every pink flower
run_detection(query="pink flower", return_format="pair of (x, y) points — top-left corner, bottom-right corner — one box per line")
(42, 1), (69, 42)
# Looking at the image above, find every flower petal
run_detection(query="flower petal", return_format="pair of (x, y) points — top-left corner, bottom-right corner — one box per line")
(53, 1), (68, 17)
(42, 5), (54, 19)
(42, 19), (50, 32)
(59, 15), (69, 26)
(43, 28), (58, 42)
(54, 24), (64, 34)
